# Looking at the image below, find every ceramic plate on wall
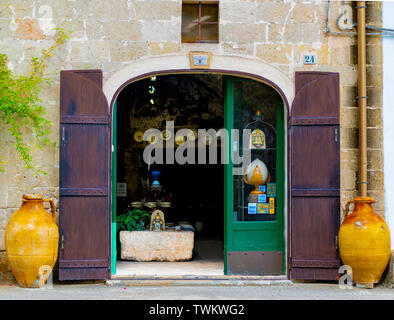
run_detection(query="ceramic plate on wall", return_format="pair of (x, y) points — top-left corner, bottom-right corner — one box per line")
(133, 130), (144, 143)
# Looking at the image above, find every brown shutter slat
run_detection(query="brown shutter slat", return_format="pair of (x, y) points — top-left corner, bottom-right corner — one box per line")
(59, 70), (110, 280)
(289, 72), (340, 280)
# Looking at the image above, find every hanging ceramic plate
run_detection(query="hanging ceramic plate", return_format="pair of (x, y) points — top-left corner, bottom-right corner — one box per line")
(187, 130), (197, 141)
(162, 129), (172, 141)
(133, 130), (144, 143)
(175, 135), (186, 145)
(147, 134), (158, 145)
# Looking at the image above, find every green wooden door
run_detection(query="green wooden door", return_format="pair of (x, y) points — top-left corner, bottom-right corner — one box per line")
(224, 77), (285, 275)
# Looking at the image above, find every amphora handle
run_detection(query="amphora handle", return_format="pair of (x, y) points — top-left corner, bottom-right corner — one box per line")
(44, 199), (56, 222)
(344, 200), (355, 218)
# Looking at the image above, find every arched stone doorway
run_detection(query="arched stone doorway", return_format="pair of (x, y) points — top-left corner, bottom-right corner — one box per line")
(105, 53), (292, 277)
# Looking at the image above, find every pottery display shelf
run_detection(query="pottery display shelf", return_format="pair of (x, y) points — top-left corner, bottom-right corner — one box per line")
(119, 230), (194, 262)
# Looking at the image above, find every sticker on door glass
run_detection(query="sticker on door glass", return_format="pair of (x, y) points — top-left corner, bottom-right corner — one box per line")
(267, 183), (276, 197)
(269, 197), (275, 214)
(258, 185), (266, 193)
(257, 203), (269, 214)
(258, 194), (267, 203)
(248, 203), (257, 214)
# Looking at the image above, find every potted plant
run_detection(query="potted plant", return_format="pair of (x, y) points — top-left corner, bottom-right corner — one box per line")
(116, 208), (151, 233)
(116, 208), (151, 260)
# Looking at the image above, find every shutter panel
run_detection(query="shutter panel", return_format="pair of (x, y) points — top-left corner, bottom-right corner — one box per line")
(289, 72), (341, 280)
(59, 70), (110, 280)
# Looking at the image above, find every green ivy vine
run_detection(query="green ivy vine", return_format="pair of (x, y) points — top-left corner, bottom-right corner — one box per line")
(0, 27), (69, 174)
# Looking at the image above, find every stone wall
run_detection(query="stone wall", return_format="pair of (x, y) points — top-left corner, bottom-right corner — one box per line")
(0, 1), (385, 281)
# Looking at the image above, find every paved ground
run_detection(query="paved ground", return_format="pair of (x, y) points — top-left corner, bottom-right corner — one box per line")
(0, 282), (392, 300)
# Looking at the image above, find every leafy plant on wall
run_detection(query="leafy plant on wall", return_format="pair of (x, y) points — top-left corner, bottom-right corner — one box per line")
(0, 27), (69, 174)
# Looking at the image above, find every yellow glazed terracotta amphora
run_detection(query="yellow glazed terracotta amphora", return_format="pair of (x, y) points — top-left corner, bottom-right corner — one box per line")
(338, 197), (391, 288)
(5, 194), (59, 288)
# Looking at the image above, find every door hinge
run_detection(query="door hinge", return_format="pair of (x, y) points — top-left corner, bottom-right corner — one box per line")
(335, 235), (338, 250)
(334, 128), (338, 142)
(61, 235), (64, 250)
(61, 127), (66, 143)
(112, 144), (114, 152)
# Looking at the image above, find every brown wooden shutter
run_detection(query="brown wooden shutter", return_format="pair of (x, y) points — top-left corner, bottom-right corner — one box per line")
(59, 70), (110, 280)
(289, 72), (341, 280)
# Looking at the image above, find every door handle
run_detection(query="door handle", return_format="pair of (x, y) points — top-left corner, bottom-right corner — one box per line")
(61, 235), (64, 250)
(61, 127), (66, 144)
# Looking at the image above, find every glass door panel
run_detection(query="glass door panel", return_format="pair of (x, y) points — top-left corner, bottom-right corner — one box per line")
(224, 77), (285, 276)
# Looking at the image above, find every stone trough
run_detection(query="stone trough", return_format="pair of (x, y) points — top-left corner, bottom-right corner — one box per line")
(119, 230), (194, 262)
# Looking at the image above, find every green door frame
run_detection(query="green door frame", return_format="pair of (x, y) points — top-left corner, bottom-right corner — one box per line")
(111, 101), (117, 275)
(224, 76), (285, 275)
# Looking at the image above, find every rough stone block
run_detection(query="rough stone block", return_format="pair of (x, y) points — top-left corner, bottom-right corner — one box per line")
(0, 190), (7, 209)
(149, 42), (181, 55)
(368, 190), (385, 212)
(0, 230), (4, 251)
(103, 21), (142, 41)
(220, 2), (259, 24)
(367, 87), (383, 108)
(341, 86), (357, 108)
(134, 1), (180, 21)
(110, 41), (148, 62)
(120, 230), (194, 262)
(268, 24), (302, 44)
(366, 1), (382, 26)
(341, 165), (356, 190)
(221, 23), (266, 43)
(256, 44), (292, 64)
(341, 128), (358, 149)
(90, 0), (129, 20)
(141, 21), (180, 42)
(367, 44), (383, 66)
(0, 251), (15, 284)
(367, 128), (383, 149)
(293, 4), (317, 23)
(222, 42), (254, 56)
(69, 40), (110, 63)
(340, 107), (358, 128)
(255, 2), (292, 24)
(367, 149), (383, 170)
(301, 23), (320, 43)
(366, 65), (383, 87)
(367, 170), (384, 191)
(367, 108), (382, 128)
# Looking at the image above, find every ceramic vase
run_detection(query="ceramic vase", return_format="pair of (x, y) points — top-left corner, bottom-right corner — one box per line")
(5, 194), (59, 288)
(338, 196), (391, 288)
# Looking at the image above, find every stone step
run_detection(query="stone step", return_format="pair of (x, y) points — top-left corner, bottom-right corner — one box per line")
(106, 276), (293, 287)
